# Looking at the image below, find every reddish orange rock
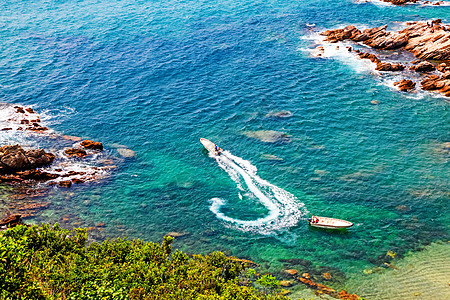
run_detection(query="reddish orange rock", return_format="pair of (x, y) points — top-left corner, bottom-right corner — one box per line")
(59, 180), (72, 188)
(81, 140), (103, 150)
(284, 269), (298, 276)
(375, 62), (405, 72)
(64, 148), (87, 158)
(409, 61), (435, 72)
(339, 290), (360, 300)
(394, 79), (416, 92)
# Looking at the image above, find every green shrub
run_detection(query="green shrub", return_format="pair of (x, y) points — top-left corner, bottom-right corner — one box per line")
(0, 224), (288, 300)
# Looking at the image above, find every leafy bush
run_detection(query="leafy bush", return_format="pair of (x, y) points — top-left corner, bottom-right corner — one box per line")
(0, 224), (288, 300)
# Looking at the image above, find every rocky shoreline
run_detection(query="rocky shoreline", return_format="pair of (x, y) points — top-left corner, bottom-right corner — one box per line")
(0, 104), (119, 220)
(317, 20), (450, 98)
(360, 0), (447, 6)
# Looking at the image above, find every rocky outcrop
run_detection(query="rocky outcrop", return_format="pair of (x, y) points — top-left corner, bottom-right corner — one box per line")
(410, 61), (435, 72)
(0, 214), (23, 229)
(355, 51), (381, 63)
(320, 20), (450, 98)
(321, 21), (450, 60)
(437, 62), (450, 73)
(375, 62), (405, 72)
(65, 148), (87, 158)
(394, 79), (416, 92)
(13, 106), (48, 132)
(0, 145), (55, 173)
(421, 75), (450, 96)
(81, 140), (103, 151)
(381, 0), (418, 5)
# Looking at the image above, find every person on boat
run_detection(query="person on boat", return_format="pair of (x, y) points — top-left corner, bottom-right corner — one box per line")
(309, 216), (319, 224)
(215, 145), (221, 155)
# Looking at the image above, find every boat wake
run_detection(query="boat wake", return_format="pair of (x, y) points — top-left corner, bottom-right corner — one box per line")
(209, 151), (307, 235)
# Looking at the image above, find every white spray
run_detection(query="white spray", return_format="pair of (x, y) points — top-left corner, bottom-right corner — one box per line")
(209, 150), (308, 235)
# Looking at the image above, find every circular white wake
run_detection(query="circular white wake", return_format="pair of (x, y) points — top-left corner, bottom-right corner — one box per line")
(209, 151), (308, 235)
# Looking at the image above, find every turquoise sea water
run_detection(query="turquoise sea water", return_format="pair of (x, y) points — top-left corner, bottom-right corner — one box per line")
(1, 0), (449, 298)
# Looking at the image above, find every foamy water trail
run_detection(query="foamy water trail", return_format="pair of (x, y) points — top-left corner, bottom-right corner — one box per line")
(209, 150), (307, 235)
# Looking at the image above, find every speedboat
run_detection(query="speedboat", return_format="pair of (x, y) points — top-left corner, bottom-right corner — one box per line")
(200, 138), (222, 155)
(308, 215), (353, 229)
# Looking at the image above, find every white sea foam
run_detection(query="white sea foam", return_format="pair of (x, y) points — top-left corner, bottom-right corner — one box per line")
(303, 31), (450, 101)
(0, 102), (114, 185)
(209, 150), (307, 235)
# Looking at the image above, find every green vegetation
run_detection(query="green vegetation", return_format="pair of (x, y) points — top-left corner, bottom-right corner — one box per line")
(0, 224), (288, 300)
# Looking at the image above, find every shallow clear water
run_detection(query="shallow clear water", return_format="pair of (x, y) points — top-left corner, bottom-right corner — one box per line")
(1, 0), (449, 298)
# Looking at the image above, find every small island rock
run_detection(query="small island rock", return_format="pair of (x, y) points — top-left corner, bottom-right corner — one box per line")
(394, 79), (416, 92)
(81, 140), (103, 151)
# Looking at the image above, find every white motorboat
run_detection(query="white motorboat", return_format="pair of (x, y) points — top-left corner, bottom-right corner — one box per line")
(200, 138), (222, 155)
(308, 215), (353, 229)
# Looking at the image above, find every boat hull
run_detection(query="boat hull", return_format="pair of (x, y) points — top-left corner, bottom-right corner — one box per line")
(308, 216), (353, 229)
(200, 138), (221, 155)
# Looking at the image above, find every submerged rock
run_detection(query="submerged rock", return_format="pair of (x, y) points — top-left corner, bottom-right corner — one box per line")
(261, 154), (283, 161)
(117, 147), (135, 158)
(284, 269), (298, 276)
(166, 231), (188, 238)
(279, 280), (294, 287)
(265, 110), (293, 118)
(242, 130), (291, 143)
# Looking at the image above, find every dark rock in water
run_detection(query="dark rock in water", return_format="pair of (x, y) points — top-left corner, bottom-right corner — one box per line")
(65, 148), (88, 158)
(375, 62), (405, 72)
(59, 180), (72, 188)
(394, 79), (416, 92)
(81, 140), (103, 150)
(381, 0), (418, 5)
(0, 145), (55, 173)
(357, 52), (381, 63)
(15, 106), (25, 114)
(0, 214), (23, 229)
(410, 61), (435, 72)
(72, 178), (85, 184)
(15, 170), (59, 181)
